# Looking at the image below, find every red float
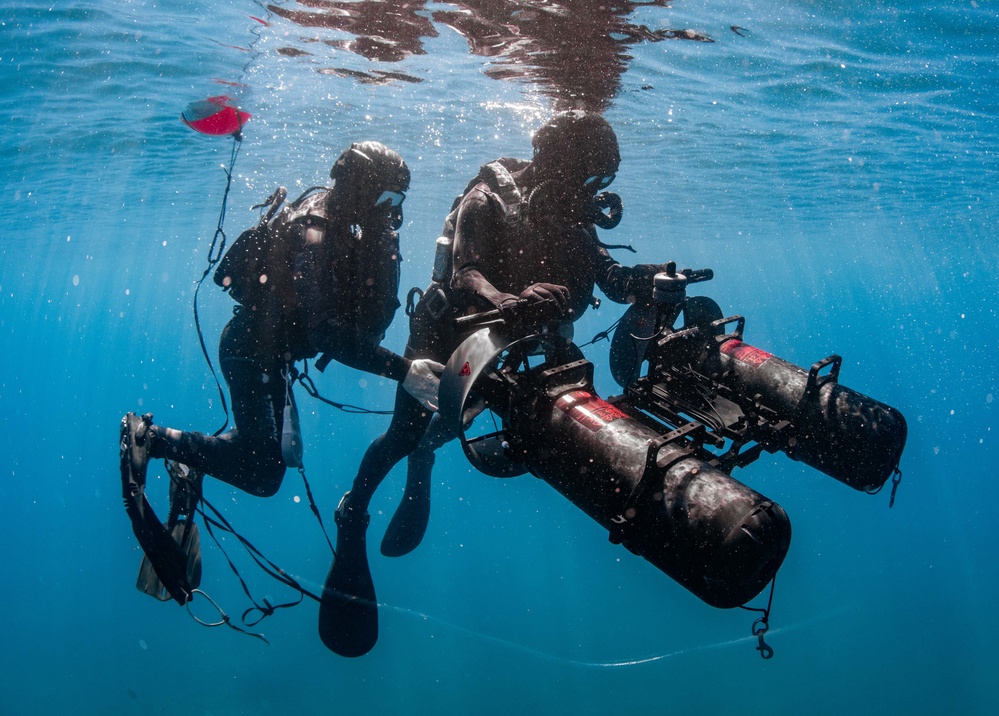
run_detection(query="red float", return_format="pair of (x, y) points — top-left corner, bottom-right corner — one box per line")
(181, 95), (251, 136)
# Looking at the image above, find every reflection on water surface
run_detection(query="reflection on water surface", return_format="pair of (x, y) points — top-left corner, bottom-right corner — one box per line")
(266, 0), (713, 109)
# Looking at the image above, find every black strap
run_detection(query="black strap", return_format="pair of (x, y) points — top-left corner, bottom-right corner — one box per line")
(195, 493), (323, 622)
(578, 315), (624, 348)
(596, 241), (637, 252)
(293, 362), (393, 415)
(864, 465), (903, 509)
(406, 285), (424, 317)
(296, 465), (335, 554)
(186, 589), (270, 644)
(888, 467), (903, 508)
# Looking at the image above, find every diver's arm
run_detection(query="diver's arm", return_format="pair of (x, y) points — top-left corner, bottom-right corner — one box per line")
(311, 328), (441, 411)
(452, 192), (570, 311)
(313, 327), (411, 381)
(308, 319), (442, 410)
(452, 267), (517, 310)
(591, 239), (664, 304)
(450, 192), (520, 310)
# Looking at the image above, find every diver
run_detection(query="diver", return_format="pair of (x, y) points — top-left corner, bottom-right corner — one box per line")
(120, 141), (443, 603)
(320, 111), (672, 656)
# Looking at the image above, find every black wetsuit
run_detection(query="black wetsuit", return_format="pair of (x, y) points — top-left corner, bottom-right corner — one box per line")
(343, 174), (654, 515)
(153, 191), (410, 496)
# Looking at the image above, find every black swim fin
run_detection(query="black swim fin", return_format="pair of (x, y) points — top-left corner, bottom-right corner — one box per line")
(380, 471), (430, 558)
(381, 416), (449, 558)
(120, 413), (197, 606)
(136, 460), (203, 602)
(318, 493), (378, 657)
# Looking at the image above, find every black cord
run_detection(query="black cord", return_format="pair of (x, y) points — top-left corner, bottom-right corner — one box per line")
(294, 363), (394, 415)
(196, 492), (322, 602)
(192, 0), (270, 434)
(578, 315), (623, 348)
(739, 575), (777, 659)
(194, 134), (242, 436)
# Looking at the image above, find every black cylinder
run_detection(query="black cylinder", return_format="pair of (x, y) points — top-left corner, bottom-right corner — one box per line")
(507, 388), (791, 609)
(703, 339), (907, 492)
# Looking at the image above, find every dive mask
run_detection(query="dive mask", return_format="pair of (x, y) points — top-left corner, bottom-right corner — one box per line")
(375, 190), (406, 208)
(583, 173), (616, 192)
(374, 190), (406, 230)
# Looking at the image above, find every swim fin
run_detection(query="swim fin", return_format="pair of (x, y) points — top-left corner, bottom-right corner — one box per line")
(381, 414), (452, 557)
(120, 413), (197, 606)
(318, 493), (378, 657)
(136, 460), (203, 602)
(380, 470), (430, 558)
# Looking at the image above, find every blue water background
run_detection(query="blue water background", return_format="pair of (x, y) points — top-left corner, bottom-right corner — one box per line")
(2, 1), (997, 714)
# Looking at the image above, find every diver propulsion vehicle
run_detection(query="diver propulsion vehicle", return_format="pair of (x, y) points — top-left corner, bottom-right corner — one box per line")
(438, 265), (906, 620)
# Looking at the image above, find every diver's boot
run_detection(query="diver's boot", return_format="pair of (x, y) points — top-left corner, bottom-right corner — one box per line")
(147, 424), (205, 467)
(380, 470), (431, 558)
(120, 412), (155, 502)
(318, 491), (378, 657)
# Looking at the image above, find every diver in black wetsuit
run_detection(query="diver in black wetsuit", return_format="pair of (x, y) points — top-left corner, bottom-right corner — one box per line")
(320, 111), (673, 657)
(120, 142), (442, 601)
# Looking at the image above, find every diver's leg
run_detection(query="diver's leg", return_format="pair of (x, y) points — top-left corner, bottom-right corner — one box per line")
(147, 319), (287, 497)
(377, 306), (453, 557)
(319, 300), (449, 655)
(344, 387), (435, 513)
(216, 354), (287, 496)
(318, 385), (433, 657)
(148, 365), (285, 496)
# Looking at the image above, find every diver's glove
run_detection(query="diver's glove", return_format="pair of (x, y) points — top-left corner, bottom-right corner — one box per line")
(489, 284), (573, 333)
(518, 282), (571, 314)
(626, 264), (670, 302)
(403, 358), (445, 412)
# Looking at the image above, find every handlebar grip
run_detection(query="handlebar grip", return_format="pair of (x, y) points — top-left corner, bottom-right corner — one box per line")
(453, 297), (569, 332)
(681, 268), (714, 284)
(453, 305), (508, 330)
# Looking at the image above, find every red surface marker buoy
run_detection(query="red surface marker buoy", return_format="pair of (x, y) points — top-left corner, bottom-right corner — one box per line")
(181, 95), (251, 136)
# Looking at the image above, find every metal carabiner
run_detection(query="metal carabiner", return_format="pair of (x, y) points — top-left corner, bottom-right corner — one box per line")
(752, 617), (774, 660)
(889, 467), (903, 508)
